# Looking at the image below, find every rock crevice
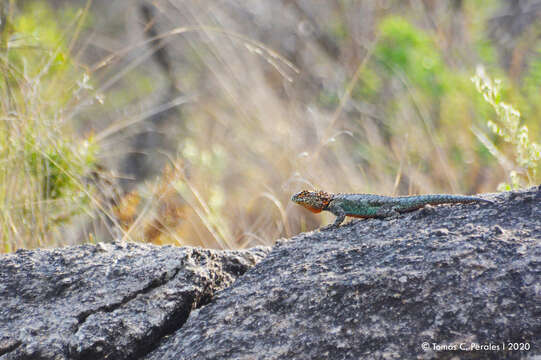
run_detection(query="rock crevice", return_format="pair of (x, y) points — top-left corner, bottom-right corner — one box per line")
(0, 244), (269, 360)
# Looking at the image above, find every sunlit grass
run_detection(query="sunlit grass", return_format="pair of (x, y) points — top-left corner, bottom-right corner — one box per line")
(2, 2), (540, 251)
(0, 1), (107, 252)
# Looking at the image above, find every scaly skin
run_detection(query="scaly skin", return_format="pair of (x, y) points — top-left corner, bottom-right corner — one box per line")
(291, 190), (494, 230)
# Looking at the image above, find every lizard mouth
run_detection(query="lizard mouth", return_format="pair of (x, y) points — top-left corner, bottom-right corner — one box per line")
(291, 197), (322, 212)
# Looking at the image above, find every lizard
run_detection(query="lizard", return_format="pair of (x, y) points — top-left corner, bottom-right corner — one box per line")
(291, 190), (494, 230)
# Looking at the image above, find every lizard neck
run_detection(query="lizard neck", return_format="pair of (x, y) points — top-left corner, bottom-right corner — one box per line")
(309, 191), (333, 212)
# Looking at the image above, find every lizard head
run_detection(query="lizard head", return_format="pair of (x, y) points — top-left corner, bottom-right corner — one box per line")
(291, 190), (332, 213)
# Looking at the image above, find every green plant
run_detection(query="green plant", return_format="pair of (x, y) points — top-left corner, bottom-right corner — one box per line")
(374, 16), (445, 96)
(471, 66), (541, 190)
(0, 2), (100, 251)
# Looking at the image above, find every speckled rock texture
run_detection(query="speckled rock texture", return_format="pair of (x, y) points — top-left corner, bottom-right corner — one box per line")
(146, 187), (540, 360)
(1, 187), (540, 360)
(0, 243), (269, 359)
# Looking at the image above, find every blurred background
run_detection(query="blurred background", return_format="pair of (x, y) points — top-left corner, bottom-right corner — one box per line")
(1, 0), (539, 251)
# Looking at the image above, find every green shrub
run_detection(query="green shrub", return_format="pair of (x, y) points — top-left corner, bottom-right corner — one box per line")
(472, 66), (541, 189)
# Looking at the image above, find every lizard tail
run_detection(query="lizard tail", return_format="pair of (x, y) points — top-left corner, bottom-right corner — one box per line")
(414, 194), (494, 205)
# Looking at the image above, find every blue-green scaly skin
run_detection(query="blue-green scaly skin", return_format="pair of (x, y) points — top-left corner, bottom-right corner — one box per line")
(291, 190), (493, 230)
(330, 193), (492, 217)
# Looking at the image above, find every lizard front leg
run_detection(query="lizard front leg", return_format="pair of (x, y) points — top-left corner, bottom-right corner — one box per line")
(320, 203), (346, 230)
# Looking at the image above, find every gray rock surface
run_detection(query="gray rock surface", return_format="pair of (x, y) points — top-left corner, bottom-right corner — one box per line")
(1, 187), (540, 360)
(146, 187), (540, 360)
(0, 242), (269, 359)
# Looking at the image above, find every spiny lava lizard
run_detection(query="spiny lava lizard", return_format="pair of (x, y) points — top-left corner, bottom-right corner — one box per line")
(291, 190), (494, 230)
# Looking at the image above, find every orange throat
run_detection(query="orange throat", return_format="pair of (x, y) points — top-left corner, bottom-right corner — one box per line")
(302, 205), (323, 213)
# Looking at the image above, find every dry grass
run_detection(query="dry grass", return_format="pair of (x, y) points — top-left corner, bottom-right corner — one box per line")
(2, 1), (539, 251)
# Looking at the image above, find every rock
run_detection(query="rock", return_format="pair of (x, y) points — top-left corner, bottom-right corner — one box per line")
(146, 187), (540, 360)
(1, 187), (540, 360)
(430, 227), (449, 236)
(0, 242), (269, 359)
